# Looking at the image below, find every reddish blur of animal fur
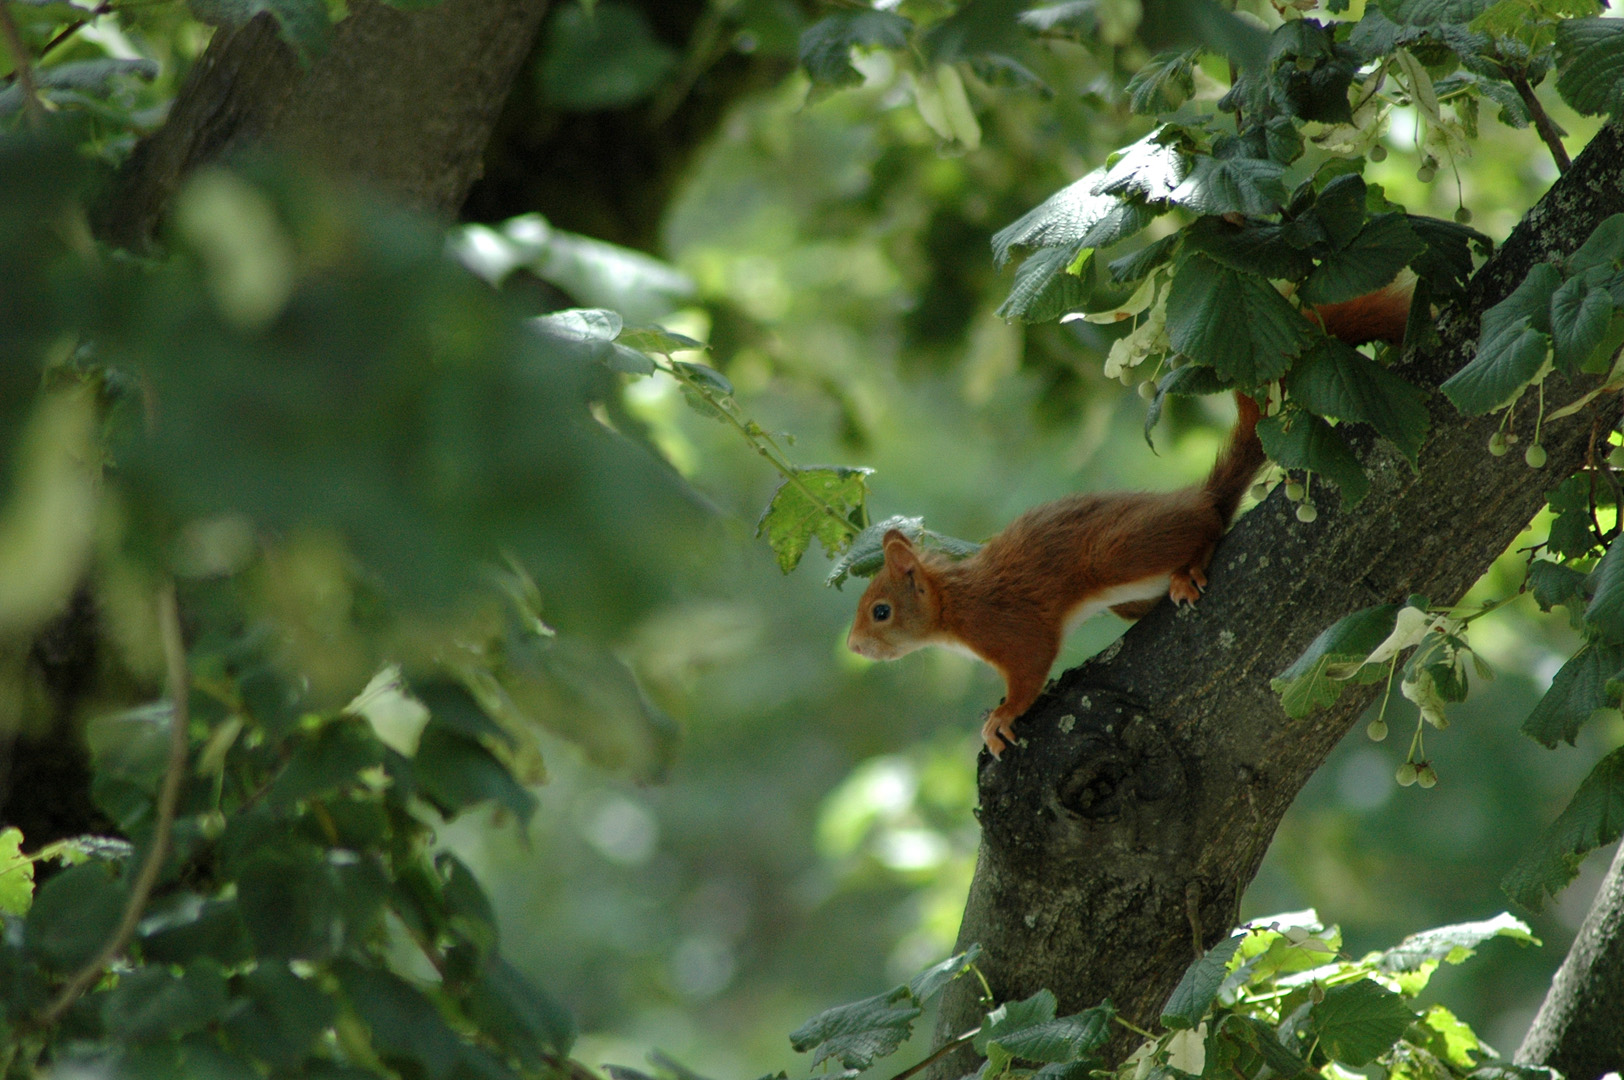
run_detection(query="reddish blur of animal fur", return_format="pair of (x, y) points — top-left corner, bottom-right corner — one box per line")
(844, 283), (1412, 757)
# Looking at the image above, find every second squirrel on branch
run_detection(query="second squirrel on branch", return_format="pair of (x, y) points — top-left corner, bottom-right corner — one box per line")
(845, 281), (1413, 757)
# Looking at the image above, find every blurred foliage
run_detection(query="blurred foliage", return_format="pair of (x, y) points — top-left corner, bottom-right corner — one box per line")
(2, 0), (1623, 1075)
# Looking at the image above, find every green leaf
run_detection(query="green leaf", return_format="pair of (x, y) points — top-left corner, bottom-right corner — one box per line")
(264, 719), (385, 811)
(1096, 131), (1190, 202)
(187, 0), (331, 63)
(139, 893), (254, 966)
(222, 962), (334, 1068)
(236, 845), (343, 961)
(1166, 255), (1310, 384)
(1549, 270), (1616, 374)
(756, 466), (871, 573)
(1566, 213), (1624, 275)
(1272, 603), (1403, 717)
(789, 985), (923, 1069)
(1161, 934), (1243, 1029)
(1108, 234), (1182, 284)
(1408, 213), (1492, 299)
(906, 946), (981, 1002)
(466, 957), (578, 1065)
(975, 990), (1059, 1054)
(1503, 746), (1624, 910)
(0, 58), (160, 117)
(534, 307), (622, 343)
(1256, 412), (1370, 506)
(1529, 559), (1589, 616)
(799, 11), (912, 86)
(1146, 364), (1233, 446)
(1285, 337), (1430, 460)
(1218, 1014), (1310, 1078)
(1379, 0), (1494, 23)
(824, 516), (980, 589)
(336, 960), (466, 1079)
(1547, 473), (1606, 559)
(1300, 215), (1426, 306)
(1441, 263), (1561, 414)
(1376, 913), (1537, 981)
(1311, 979), (1418, 1066)
(920, 0), (1024, 63)
(0, 827), (33, 916)
(1169, 156), (1288, 217)
(989, 1005), (1113, 1064)
(617, 325), (703, 356)
(1311, 173), (1367, 250)
(101, 961), (231, 1042)
(539, 2), (678, 110)
(25, 861), (126, 971)
(1555, 18), (1624, 117)
(1585, 533), (1624, 640)
(1183, 217), (1315, 280)
(997, 244), (1090, 323)
(1126, 51), (1198, 114)
(413, 725), (538, 825)
(1523, 642), (1624, 747)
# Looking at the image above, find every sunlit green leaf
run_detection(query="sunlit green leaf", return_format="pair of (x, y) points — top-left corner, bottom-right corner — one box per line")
(1169, 156), (1288, 217)
(1272, 603), (1403, 717)
(756, 466), (871, 573)
(0, 828), (33, 917)
(1311, 979), (1417, 1066)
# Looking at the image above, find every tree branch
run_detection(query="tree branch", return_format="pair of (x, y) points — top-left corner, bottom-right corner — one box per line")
(1507, 69), (1571, 174)
(931, 119), (1624, 1071)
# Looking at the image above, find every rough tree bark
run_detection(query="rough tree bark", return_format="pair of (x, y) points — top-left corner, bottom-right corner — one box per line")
(1517, 842), (1624, 1079)
(932, 121), (1624, 1068)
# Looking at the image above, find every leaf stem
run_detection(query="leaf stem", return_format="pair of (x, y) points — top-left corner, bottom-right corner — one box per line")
(37, 582), (191, 1028)
(0, 1), (46, 128)
(1506, 69), (1570, 173)
(888, 1027), (981, 1080)
(1113, 1015), (1157, 1039)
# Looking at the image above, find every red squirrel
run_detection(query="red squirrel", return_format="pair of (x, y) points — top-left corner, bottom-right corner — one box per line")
(845, 283), (1412, 757)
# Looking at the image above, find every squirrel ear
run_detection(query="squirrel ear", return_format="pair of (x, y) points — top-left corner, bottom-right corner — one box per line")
(881, 529), (919, 575)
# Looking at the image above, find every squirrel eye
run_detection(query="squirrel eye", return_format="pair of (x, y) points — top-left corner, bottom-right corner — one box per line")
(872, 602), (892, 622)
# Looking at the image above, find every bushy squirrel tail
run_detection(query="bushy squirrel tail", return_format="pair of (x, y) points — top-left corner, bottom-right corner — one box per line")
(1204, 391), (1265, 524)
(1306, 276), (1414, 346)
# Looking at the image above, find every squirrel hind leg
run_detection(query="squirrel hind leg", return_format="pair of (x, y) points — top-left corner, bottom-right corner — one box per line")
(1168, 545), (1215, 605)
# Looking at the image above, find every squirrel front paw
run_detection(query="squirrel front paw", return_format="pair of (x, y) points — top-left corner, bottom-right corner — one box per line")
(980, 710), (1017, 758)
(1169, 565), (1208, 606)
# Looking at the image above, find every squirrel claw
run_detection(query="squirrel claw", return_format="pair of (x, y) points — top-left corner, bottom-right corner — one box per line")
(981, 712), (1015, 757)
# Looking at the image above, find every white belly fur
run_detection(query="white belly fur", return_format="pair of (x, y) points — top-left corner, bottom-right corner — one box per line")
(1064, 574), (1171, 631)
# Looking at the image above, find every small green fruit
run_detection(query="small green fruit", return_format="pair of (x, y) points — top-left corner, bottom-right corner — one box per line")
(1454, 206), (1472, 224)
(1369, 144), (1388, 162)
(1396, 762), (1419, 787)
(1138, 379), (1157, 400)
(1416, 765), (1438, 789)
(1417, 165), (1437, 183)
(1525, 444), (1548, 469)
(1285, 481), (1305, 502)
(1250, 482), (1269, 501)
(1488, 432), (1508, 456)
(1367, 719), (1388, 741)
(1296, 503), (1318, 523)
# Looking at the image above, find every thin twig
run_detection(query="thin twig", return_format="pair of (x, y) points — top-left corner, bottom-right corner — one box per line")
(0, 1), (46, 128)
(37, 583), (191, 1027)
(1507, 69), (1570, 173)
(888, 1028), (981, 1080)
(36, 1), (112, 62)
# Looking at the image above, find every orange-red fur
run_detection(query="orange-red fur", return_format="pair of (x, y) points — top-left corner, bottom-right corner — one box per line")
(848, 393), (1264, 757)
(845, 284), (1413, 758)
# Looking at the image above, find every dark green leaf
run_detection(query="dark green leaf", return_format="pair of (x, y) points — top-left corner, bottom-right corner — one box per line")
(1300, 215), (1426, 306)
(1108, 234), (1182, 284)
(1310, 174), (1367, 251)
(1183, 217), (1315, 280)
(1503, 746), (1624, 910)
(539, 2), (677, 110)
(1220, 1014), (1310, 1078)
(224, 962), (338, 1069)
(415, 680), (510, 745)
(799, 12), (912, 86)
(1555, 18), (1624, 117)
(1529, 559), (1589, 616)
(265, 719), (385, 810)
(1256, 412), (1370, 505)
(1550, 270), (1616, 374)
(1379, 0), (1493, 23)
(139, 893), (253, 966)
(907, 947), (981, 1001)
(674, 361), (734, 396)
(236, 845), (341, 960)
(1161, 934), (1243, 1028)
(997, 244), (1090, 323)
(1586, 534), (1624, 640)
(1441, 263), (1562, 414)
(790, 985), (922, 1069)
(1547, 474), (1606, 559)
(756, 466), (871, 573)
(974, 990), (1058, 1054)
(240, 665), (305, 740)
(336, 960), (465, 1079)
(414, 725), (538, 825)
(101, 961), (230, 1042)
(467, 957), (578, 1065)
(1285, 337), (1430, 460)
(1126, 51), (1198, 114)
(186, 0), (331, 63)
(1272, 603), (1403, 717)
(1566, 213), (1624, 275)
(25, 862), (126, 971)
(1407, 214), (1491, 299)
(989, 1005), (1113, 1064)
(1169, 155), (1288, 216)
(0, 58), (159, 117)
(1166, 255), (1310, 384)
(920, 0), (1024, 64)
(1311, 979), (1417, 1066)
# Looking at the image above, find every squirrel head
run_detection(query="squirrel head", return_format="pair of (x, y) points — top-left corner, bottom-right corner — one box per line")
(847, 529), (942, 660)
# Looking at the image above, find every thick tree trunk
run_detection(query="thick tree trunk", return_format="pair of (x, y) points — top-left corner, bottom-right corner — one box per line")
(100, 0), (553, 249)
(1517, 842), (1624, 1079)
(933, 121), (1624, 1069)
